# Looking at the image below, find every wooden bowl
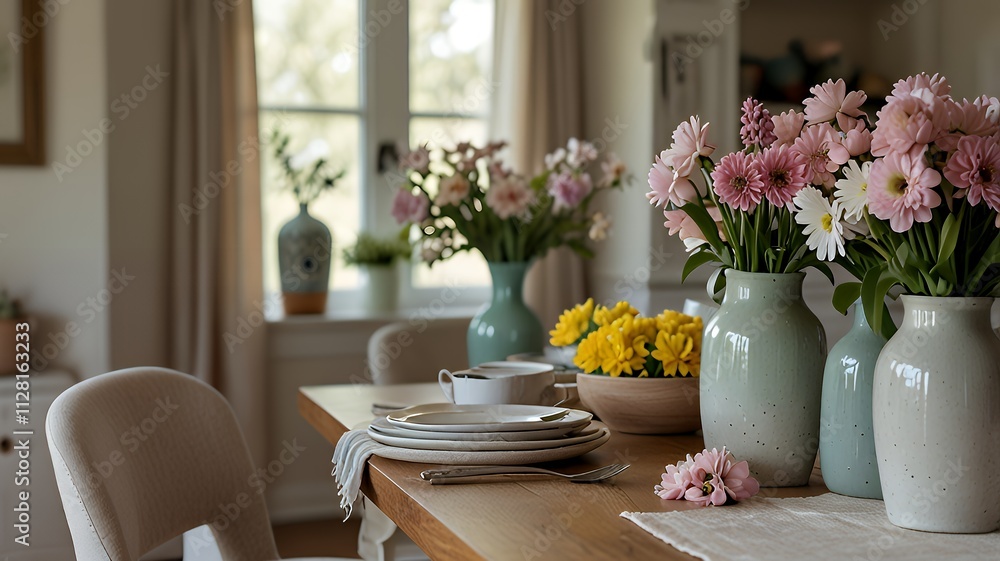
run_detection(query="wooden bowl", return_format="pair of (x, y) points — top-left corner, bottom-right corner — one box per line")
(575, 373), (701, 434)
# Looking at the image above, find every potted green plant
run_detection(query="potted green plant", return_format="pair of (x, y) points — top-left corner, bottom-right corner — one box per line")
(0, 290), (24, 375)
(270, 129), (346, 315)
(343, 232), (412, 314)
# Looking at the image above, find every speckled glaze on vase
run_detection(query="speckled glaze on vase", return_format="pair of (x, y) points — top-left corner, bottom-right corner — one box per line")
(873, 296), (1000, 533)
(467, 262), (543, 367)
(700, 270), (827, 487)
(820, 299), (885, 499)
(278, 203), (332, 314)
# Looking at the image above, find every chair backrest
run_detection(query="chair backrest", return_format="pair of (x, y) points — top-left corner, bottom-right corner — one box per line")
(366, 317), (471, 385)
(46, 367), (279, 561)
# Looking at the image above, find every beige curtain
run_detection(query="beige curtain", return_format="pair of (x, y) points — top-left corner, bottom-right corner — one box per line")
(490, 0), (587, 328)
(170, 0), (267, 466)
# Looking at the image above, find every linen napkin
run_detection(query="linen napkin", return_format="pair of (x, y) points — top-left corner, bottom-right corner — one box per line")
(332, 424), (610, 518)
(621, 493), (1000, 561)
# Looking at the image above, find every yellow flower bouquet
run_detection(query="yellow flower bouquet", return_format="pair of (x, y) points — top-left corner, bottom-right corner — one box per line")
(551, 300), (702, 378)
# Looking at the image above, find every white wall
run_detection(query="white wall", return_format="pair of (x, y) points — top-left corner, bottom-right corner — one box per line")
(0, 0), (108, 379)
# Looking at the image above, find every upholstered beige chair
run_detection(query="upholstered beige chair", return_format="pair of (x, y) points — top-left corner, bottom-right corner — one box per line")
(45, 367), (339, 561)
(366, 317), (471, 385)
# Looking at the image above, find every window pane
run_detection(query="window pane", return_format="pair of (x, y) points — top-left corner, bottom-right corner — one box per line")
(409, 116), (491, 288)
(254, 0), (359, 108)
(260, 111), (361, 294)
(410, 0), (494, 115)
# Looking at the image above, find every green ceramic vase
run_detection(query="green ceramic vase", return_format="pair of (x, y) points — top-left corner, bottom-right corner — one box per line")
(700, 270), (827, 487)
(467, 262), (543, 366)
(820, 299), (885, 499)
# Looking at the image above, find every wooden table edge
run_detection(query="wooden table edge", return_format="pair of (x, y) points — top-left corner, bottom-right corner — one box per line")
(297, 388), (489, 561)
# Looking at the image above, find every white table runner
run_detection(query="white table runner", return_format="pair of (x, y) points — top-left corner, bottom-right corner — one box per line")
(622, 493), (1000, 560)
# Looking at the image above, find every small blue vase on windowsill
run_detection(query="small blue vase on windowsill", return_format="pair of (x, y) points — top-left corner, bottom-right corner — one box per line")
(466, 261), (543, 366)
(819, 299), (885, 499)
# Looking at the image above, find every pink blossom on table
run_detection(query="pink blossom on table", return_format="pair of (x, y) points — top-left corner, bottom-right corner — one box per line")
(655, 447), (760, 506)
(753, 145), (809, 208)
(548, 171), (594, 212)
(711, 151), (765, 212)
(663, 206), (725, 245)
(888, 72), (951, 103)
(600, 153), (627, 187)
(868, 149), (942, 232)
(435, 174), (471, 206)
(791, 123), (839, 188)
(654, 455), (697, 500)
(390, 189), (430, 224)
(647, 153), (703, 207)
(662, 116), (716, 177)
(400, 145), (431, 174)
(828, 122), (873, 165)
(944, 135), (1000, 210)
(802, 78), (868, 129)
(740, 98), (777, 148)
(486, 175), (535, 219)
(772, 110), (805, 148)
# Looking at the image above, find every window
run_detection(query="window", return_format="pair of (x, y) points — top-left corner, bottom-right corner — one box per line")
(254, 0), (494, 307)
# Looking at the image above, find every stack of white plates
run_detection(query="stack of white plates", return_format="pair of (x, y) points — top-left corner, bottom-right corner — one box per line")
(368, 403), (609, 459)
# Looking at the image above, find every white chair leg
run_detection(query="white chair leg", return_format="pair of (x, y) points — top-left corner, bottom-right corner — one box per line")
(358, 499), (429, 561)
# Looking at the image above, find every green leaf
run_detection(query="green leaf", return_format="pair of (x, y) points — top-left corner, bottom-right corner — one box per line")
(680, 203), (726, 256)
(932, 212), (961, 274)
(861, 265), (898, 340)
(832, 282), (862, 315)
(682, 250), (720, 282)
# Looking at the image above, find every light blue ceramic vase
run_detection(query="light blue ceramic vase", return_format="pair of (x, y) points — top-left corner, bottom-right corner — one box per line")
(820, 299), (885, 499)
(467, 262), (543, 367)
(277, 203), (332, 314)
(700, 270), (827, 487)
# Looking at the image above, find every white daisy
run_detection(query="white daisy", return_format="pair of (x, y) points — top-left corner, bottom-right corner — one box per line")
(793, 186), (845, 261)
(834, 159), (871, 224)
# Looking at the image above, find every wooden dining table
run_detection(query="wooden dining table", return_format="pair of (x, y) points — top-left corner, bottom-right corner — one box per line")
(298, 382), (829, 561)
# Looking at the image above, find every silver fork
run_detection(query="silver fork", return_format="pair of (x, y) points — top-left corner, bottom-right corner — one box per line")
(420, 463), (630, 484)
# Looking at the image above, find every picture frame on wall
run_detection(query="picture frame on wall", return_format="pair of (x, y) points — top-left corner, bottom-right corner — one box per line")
(0, 0), (44, 165)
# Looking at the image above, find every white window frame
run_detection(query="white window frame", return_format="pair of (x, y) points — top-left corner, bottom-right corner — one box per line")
(261, 0), (491, 316)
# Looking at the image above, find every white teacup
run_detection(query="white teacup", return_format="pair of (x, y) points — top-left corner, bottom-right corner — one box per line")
(439, 361), (572, 406)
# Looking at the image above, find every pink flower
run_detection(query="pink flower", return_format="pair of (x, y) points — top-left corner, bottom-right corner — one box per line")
(486, 176), (534, 219)
(868, 150), (942, 232)
(661, 116), (716, 177)
(390, 189), (430, 224)
(753, 145), (809, 208)
(944, 135), (1000, 211)
(828, 122), (874, 165)
(435, 174), (471, 206)
(655, 447), (760, 506)
(548, 171), (593, 211)
(791, 123), (839, 188)
(663, 206), (725, 244)
(400, 145), (430, 174)
(937, 98), (999, 151)
(647, 153), (702, 207)
(600, 153), (627, 187)
(772, 110), (805, 148)
(711, 152), (765, 212)
(888, 73), (951, 103)
(655, 455), (697, 500)
(872, 93), (951, 157)
(740, 98), (776, 148)
(803, 79), (868, 129)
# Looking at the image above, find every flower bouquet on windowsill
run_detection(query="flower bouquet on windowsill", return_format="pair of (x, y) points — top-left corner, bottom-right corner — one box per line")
(390, 138), (628, 365)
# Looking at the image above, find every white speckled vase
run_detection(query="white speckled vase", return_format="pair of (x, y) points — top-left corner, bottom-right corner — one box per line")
(873, 296), (1000, 533)
(701, 270), (827, 487)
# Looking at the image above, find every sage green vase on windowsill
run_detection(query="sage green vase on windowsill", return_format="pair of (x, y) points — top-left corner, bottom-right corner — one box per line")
(467, 261), (543, 367)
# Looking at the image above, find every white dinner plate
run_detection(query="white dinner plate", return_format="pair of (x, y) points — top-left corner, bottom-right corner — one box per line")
(369, 422), (609, 452)
(369, 416), (586, 441)
(386, 403), (592, 433)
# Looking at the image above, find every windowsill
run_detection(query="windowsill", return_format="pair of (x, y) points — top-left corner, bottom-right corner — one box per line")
(266, 303), (482, 326)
